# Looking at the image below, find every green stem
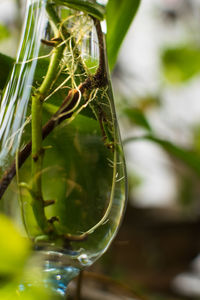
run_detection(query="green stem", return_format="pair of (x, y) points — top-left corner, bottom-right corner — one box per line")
(31, 4), (65, 233)
(31, 94), (48, 231)
(39, 4), (66, 94)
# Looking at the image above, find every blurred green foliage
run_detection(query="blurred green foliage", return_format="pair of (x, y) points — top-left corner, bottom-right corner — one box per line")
(0, 214), (55, 299)
(0, 214), (29, 275)
(0, 53), (14, 89)
(162, 45), (200, 84)
(123, 107), (152, 131)
(124, 135), (200, 177)
(0, 24), (10, 41)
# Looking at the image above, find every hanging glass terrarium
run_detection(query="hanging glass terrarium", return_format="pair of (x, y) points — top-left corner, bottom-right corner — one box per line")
(0, 0), (127, 296)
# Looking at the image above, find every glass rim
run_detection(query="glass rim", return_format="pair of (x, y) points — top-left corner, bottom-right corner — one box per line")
(52, 0), (106, 20)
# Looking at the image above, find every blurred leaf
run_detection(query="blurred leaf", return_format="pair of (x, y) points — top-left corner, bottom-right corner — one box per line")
(106, 0), (141, 70)
(0, 53), (14, 89)
(123, 107), (152, 131)
(0, 214), (30, 275)
(162, 45), (200, 84)
(124, 135), (200, 176)
(137, 95), (161, 111)
(178, 175), (194, 207)
(0, 282), (51, 300)
(128, 171), (142, 191)
(0, 24), (10, 40)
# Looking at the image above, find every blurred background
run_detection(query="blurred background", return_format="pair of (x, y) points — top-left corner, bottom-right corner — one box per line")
(1, 0), (200, 299)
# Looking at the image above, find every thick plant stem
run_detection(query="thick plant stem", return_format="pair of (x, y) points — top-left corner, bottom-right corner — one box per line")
(30, 4), (65, 233)
(31, 92), (48, 231)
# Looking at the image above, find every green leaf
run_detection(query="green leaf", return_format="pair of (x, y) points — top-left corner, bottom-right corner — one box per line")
(123, 107), (152, 131)
(0, 54), (51, 91)
(0, 54), (58, 91)
(0, 214), (30, 275)
(0, 53), (14, 89)
(162, 45), (200, 84)
(124, 135), (200, 176)
(0, 24), (10, 41)
(0, 283), (51, 300)
(106, 0), (141, 70)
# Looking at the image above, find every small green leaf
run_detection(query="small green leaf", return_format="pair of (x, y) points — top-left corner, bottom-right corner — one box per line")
(124, 135), (200, 176)
(106, 0), (141, 70)
(123, 107), (152, 131)
(162, 45), (200, 84)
